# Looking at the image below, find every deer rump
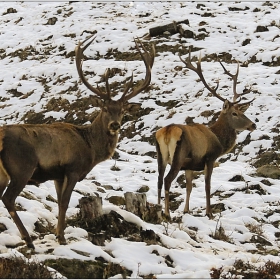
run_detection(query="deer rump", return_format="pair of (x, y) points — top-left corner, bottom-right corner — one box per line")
(0, 123), (102, 185)
(156, 124), (223, 172)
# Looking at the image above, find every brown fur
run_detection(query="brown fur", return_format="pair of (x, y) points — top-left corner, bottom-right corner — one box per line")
(0, 101), (131, 248)
(0, 35), (155, 249)
(156, 101), (256, 219)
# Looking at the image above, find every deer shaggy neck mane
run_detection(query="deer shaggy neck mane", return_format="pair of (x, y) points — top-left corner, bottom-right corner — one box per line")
(0, 34), (155, 249)
(156, 49), (256, 220)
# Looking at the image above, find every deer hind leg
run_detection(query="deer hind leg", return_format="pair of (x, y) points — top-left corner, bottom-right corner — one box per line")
(0, 160), (10, 198)
(163, 140), (184, 219)
(155, 140), (168, 205)
(55, 175), (78, 245)
(2, 179), (34, 248)
(183, 170), (193, 214)
(204, 161), (214, 219)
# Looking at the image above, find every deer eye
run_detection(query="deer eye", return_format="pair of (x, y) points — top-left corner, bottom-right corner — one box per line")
(232, 112), (238, 117)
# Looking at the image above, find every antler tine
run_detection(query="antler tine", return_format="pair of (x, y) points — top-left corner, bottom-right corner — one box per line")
(240, 97), (255, 106)
(123, 73), (134, 96)
(80, 34), (96, 52)
(121, 38), (155, 102)
(75, 34), (109, 100)
(179, 49), (225, 102)
(219, 60), (252, 104)
(104, 68), (111, 98)
(178, 49), (197, 73)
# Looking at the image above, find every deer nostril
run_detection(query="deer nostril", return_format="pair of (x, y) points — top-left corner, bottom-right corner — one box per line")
(249, 123), (256, 131)
(110, 122), (120, 131)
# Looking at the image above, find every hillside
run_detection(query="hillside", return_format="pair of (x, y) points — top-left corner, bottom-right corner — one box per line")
(0, 2), (280, 278)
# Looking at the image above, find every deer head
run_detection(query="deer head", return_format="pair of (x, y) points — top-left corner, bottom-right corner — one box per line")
(75, 35), (155, 135)
(179, 49), (256, 132)
(0, 34), (155, 249)
(155, 49), (256, 220)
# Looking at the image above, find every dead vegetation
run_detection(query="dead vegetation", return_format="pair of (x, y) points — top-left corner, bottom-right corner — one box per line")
(44, 258), (131, 279)
(0, 256), (54, 279)
(1, 2), (280, 278)
(211, 259), (280, 279)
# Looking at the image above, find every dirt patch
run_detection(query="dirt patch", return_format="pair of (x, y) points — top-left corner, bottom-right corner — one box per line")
(0, 256), (53, 279)
(45, 258), (131, 279)
(256, 165), (280, 179)
(68, 210), (161, 246)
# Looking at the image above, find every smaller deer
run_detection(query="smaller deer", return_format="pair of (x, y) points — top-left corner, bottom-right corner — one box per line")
(155, 50), (256, 219)
(0, 35), (155, 248)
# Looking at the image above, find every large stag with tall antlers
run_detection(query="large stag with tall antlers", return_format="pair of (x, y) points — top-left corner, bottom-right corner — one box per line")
(0, 35), (155, 248)
(156, 50), (256, 219)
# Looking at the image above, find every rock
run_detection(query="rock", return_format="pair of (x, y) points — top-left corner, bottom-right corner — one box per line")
(177, 24), (195, 38)
(108, 195), (125, 206)
(250, 234), (273, 246)
(149, 19), (189, 37)
(44, 258), (131, 279)
(145, 203), (162, 224)
(255, 25), (269, 32)
(256, 165), (280, 179)
(4, 8), (17, 14)
(86, 211), (140, 246)
(125, 192), (147, 219)
(229, 175), (245, 182)
(79, 196), (103, 221)
(137, 185), (149, 193)
(0, 223), (7, 232)
(242, 38), (251, 46)
(46, 17), (57, 25)
(253, 151), (280, 168)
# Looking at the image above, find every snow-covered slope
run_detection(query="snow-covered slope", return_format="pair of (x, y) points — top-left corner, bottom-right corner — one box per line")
(1, 2), (280, 278)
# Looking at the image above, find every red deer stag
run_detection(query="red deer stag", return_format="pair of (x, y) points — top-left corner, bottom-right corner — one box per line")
(155, 50), (256, 219)
(0, 35), (155, 248)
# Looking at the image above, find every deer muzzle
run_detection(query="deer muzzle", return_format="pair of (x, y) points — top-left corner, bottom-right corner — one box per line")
(109, 121), (121, 135)
(248, 123), (256, 132)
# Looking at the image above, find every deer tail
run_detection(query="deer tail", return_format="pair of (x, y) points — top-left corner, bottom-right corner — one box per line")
(156, 125), (182, 165)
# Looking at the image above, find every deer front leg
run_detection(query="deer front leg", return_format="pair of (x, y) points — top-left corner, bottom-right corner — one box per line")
(157, 164), (167, 205)
(183, 170), (193, 214)
(2, 180), (34, 248)
(204, 161), (214, 219)
(164, 164), (181, 219)
(55, 176), (77, 245)
(163, 140), (185, 219)
(158, 166), (165, 204)
(155, 141), (167, 205)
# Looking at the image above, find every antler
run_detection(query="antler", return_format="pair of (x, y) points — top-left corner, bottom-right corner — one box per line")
(219, 61), (251, 103)
(121, 38), (155, 102)
(179, 49), (254, 106)
(75, 34), (111, 100)
(76, 35), (155, 102)
(179, 49), (226, 102)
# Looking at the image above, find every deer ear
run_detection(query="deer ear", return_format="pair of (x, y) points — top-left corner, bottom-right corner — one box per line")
(222, 100), (231, 112)
(124, 102), (141, 115)
(90, 96), (104, 108)
(238, 103), (250, 113)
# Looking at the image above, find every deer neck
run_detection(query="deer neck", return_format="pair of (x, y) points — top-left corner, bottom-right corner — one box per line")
(84, 112), (119, 160)
(210, 114), (237, 155)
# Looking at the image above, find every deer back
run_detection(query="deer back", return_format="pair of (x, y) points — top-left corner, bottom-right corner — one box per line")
(156, 123), (223, 171)
(0, 124), (94, 181)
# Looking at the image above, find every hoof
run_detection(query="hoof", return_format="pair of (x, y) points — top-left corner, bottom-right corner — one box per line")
(163, 213), (171, 222)
(24, 237), (35, 249)
(206, 213), (214, 219)
(57, 236), (67, 245)
(26, 242), (35, 249)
